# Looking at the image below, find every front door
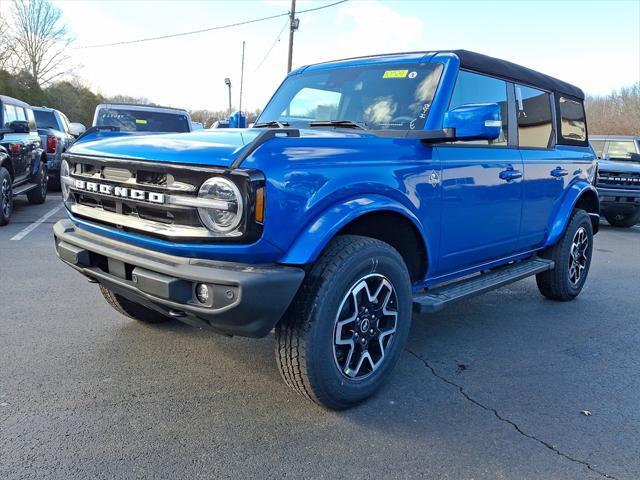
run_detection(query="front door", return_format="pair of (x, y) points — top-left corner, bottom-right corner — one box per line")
(434, 70), (522, 276)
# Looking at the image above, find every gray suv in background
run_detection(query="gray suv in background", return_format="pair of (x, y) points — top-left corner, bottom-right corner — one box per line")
(591, 135), (640, 227)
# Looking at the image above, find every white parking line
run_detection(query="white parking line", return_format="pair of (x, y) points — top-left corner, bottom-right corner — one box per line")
(10, 205), (63, 241)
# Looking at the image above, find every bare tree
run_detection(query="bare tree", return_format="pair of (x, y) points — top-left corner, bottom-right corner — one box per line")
(10, 0), (73, 85)
(586, 83), (640, 136)
(0, 15), (12, 70)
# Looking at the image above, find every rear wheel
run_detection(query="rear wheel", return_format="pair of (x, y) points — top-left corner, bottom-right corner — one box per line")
(604, 208), (640, 228)
(0, 166), (13, 226)
(27, 162), (47, 204)
(275, 235), (412, 410)
(536, 209), (593, 301)
(99, 285), (173, 324)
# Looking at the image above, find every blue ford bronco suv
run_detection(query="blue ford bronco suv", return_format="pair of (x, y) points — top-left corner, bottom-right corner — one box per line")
(53, 51), (598, 409)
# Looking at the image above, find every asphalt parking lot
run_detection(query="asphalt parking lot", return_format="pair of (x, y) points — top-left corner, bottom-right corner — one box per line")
(1, 193), (639, 480)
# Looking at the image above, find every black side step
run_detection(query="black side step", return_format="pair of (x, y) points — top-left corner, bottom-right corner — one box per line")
(13, 182), (38, 196)
(413, 257), (554, 313)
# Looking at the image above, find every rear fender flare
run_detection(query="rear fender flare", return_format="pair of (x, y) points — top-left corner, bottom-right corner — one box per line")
(545, 182), (599, 247)
(279, 194), (428, 265)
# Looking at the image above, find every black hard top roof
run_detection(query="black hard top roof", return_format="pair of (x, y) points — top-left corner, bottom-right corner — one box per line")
(306, 49), (585, 100)
(446, 50), (584, 100)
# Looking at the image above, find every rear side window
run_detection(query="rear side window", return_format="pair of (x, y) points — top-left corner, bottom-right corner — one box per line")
(26, 109), (36, 131)
(448, 71), (509, 145)
(516, 85), (553, 148)
(591, 140), (605, 158)
(559, 97), (586, 142)
(3, 104), (17, 127)
(15, 107), (26, 122)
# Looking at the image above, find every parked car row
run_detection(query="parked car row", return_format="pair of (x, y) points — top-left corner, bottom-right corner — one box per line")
(590, 135), (640, 227)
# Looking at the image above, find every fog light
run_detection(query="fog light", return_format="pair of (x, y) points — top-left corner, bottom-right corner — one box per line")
(195, 283), (210, 304)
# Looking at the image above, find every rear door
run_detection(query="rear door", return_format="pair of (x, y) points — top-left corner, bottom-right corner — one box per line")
(517, 89), (590, 250)
(435, 70), (523, 275)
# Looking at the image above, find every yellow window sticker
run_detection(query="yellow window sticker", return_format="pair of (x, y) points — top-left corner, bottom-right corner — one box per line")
(135, 119), (148, 125)
(383, 69), (409, 79)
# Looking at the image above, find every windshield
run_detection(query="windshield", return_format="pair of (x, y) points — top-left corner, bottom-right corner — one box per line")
(606, 140), (639, 161)
(34, 110), (59, 130)
(96, 108), (190, 133)
(258, 63), (444, 131)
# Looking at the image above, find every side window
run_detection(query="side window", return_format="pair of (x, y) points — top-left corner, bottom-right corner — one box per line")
(590, 140), (606, 158)
(559, 97), (586, 142)
(516, 85), (554, 148)
(15, 107), (26, 122)
(287, 88), (341, 120)
(3, 104), (17, 127)
(448, 71), (508, 145)
(26, 108), (36, 131)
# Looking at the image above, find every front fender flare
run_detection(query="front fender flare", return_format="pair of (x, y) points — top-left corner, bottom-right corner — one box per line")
(545, 182), (599, 247)
(278, 194), (426, 265)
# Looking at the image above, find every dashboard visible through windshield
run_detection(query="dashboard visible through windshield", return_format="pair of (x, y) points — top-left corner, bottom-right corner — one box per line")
(258, 63), (444, 131)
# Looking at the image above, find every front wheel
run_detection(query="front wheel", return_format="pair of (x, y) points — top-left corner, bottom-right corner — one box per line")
(536, 209), (594, 301)
(275, 235), (412, 410)
(604, 209), (640, 228)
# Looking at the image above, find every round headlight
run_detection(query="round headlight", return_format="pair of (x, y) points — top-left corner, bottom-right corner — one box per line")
(197, 177), (243, 233)
(60, 159), (70, 202)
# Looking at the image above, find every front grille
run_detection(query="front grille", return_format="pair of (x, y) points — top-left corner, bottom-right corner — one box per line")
(63, 154), (242, 241)
(597, 170), (640, 189)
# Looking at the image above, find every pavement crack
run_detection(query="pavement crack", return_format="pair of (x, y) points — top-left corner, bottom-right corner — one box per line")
(405, 348), (617, 480)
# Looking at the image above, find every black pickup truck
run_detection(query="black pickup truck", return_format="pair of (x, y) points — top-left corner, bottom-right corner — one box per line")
(0, 95), (48, 226)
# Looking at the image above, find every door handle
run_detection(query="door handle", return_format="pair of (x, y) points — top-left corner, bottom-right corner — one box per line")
(550, 167), (569, 177)
(499, 169), (523, 181)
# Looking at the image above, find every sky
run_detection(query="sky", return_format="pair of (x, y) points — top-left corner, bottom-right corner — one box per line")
(12, 0), (640, 112)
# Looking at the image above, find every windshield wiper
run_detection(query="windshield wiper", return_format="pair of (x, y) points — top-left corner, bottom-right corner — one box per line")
(308, 120), (368, 131)
(253, 120), (289, 128)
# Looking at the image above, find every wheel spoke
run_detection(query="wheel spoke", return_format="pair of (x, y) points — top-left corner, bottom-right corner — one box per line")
(333, 274), (399, 380)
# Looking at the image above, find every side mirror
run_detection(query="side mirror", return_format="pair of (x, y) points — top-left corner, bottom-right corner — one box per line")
(69, 122), (86, 138)
(444, 103), (501, 141)
(10, 120), (30, 134)
(630, 152), (640, 162)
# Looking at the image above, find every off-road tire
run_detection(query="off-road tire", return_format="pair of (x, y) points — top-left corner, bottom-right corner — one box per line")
(604, 209), (640, 228)
(27, 162), (47, 204)
(536, 209), (593, 301)
(99, 285), (173, 324)
(0, 166), (12, 226)
(275, 235), (412, 410)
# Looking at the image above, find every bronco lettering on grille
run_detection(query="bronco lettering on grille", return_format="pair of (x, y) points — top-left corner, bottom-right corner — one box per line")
(73, 179), (165, 204)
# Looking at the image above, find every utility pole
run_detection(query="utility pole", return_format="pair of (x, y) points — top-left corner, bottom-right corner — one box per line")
(287, 0), (298, 73)
(224, 78), (232, 117)
(239, 41), (245, 114)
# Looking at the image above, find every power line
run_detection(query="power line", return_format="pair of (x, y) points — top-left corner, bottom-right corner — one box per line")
(74, 0), (348, 50)
(254, 18), (289, 72)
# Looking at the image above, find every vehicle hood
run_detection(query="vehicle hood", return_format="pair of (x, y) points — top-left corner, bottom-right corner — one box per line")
(598, 159), (640, 174)
(67, 128), (374, 167)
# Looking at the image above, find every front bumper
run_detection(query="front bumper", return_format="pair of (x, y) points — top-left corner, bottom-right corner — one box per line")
(597, 186), (640, 210)
(53, 219), (305, 338)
